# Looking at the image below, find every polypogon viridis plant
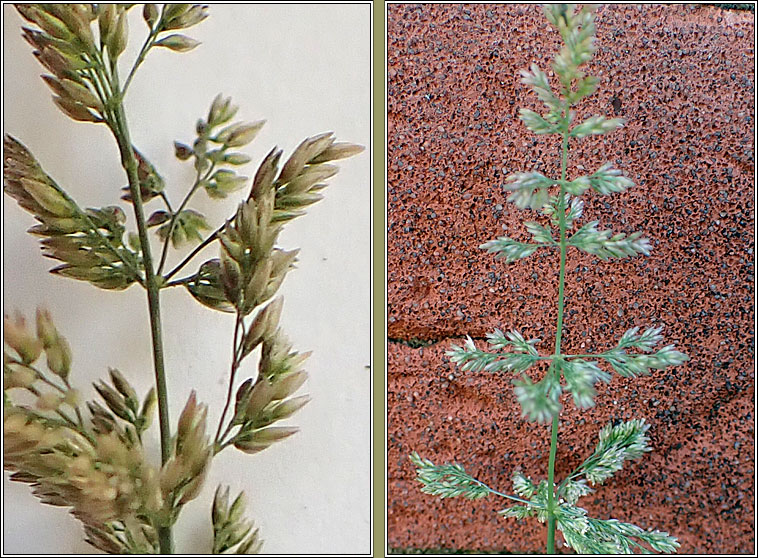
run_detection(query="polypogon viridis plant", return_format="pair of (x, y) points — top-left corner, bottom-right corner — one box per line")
(410, 5), (687, 555)
(3, 4), (362, 554)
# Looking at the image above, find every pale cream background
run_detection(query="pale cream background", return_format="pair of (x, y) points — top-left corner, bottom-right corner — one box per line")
(2, 4), (371, 554)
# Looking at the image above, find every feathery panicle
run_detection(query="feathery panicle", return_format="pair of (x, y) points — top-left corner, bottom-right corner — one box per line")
(486, 329), (540, 355)
(160, 391), (212, 508)
(480, 236), (541, 263)
(413, 5), (686, 553)
(588, 163), (635, 195)
(502, 171), (555, 209)
(601, 327), (689, 378)
(560, 358), (611, 409)
(559, 511), (680, 554)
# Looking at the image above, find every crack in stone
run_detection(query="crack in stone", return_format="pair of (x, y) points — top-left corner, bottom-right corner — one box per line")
(388, 335), (490, 348)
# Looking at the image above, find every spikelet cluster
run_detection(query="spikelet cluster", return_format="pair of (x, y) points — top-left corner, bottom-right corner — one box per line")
(3, 310), (223, 553)
(212, 486), (264, 554)
(4, 136), (141, 289)
(160, 392), (212, 517)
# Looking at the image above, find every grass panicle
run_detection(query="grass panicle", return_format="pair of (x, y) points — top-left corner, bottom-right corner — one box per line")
(410, 5), (686, 554)
(4, 4), (362, 554)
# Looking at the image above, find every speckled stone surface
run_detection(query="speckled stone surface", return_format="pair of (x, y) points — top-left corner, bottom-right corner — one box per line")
(387, 4), (754, 554)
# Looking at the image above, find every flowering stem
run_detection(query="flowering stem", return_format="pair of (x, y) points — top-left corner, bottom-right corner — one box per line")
(546, 115), (571, 554)
(107, 67), (174, 554)
(563, 352), (610, 360)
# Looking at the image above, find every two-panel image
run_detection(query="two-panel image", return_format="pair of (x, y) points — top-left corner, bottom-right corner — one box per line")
(2, 3), (755, 557)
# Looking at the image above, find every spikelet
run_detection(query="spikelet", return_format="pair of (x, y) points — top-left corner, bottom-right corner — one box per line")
(212, 486), (264, 553)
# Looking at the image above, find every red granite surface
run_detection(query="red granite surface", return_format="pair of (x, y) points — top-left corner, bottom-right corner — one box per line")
(387, 4), (754, 554)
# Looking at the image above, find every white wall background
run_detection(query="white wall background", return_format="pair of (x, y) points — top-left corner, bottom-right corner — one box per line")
(2, 4), (371, 554)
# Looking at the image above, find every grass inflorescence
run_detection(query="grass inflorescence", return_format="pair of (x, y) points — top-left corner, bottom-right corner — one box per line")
(409, 5), (687, 555)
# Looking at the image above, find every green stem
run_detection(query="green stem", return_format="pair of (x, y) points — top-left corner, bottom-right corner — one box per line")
(107, 70), (173, 554)
(214, 312), (244, 444)
(535, 351), (606, 361)
(122, 18), (163, 97)
(160, 191), (175, 213)
(213, 439), (235, 455)
(564, 352), (609, 360)
(214, 312), (250, 453)
(546, 117), (571, 554)
(479, 485), (541, 508)
(155, 163), (216, 276)
(163, 224), (224, 281)
(165, 275), (195, 288)
(546, 405), (560, 553)
(60, 375), (87, 432)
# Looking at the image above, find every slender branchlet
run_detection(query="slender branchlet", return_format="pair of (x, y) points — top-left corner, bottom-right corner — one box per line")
(4, 4), (362, 554)
(410, 5), (686, 555)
